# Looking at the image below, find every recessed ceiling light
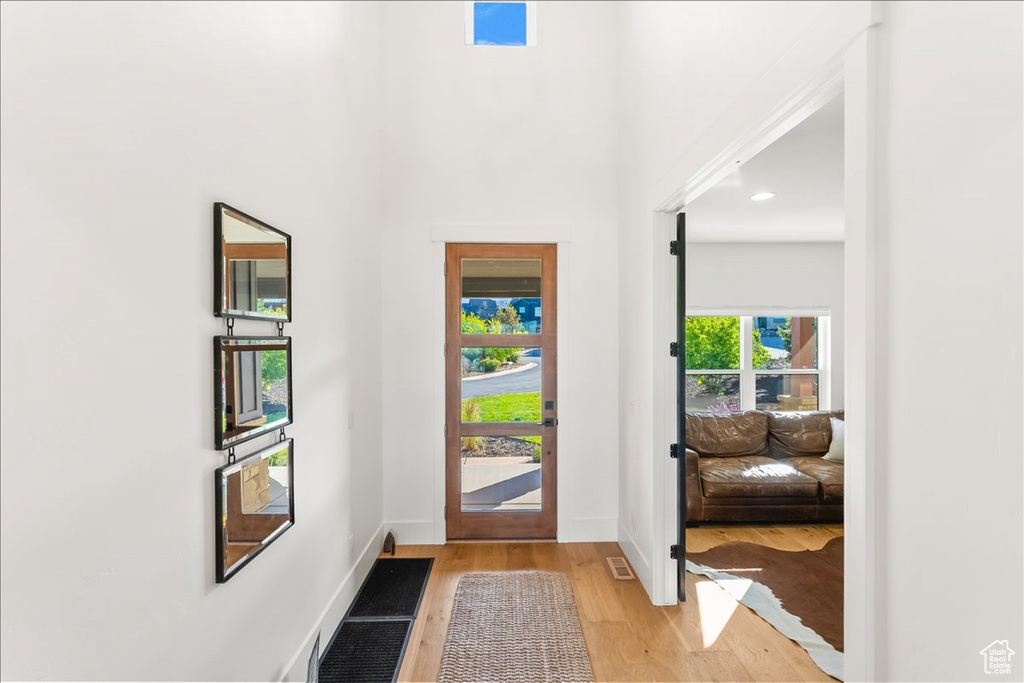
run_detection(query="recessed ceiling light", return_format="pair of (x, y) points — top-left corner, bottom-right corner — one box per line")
(750, 192), (776, 201)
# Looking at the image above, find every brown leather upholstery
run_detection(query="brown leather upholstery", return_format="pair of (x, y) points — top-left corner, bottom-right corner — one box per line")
(685, 410), (769, 457)
(698, 456), (818, 498)
(697, 502), (842, 523)
(766, 411), (834, 457)
(684, 410), (847, 524)
(777, 457), (844, 502)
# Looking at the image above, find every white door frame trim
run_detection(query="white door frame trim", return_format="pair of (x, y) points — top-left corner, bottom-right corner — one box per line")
(649, 28), (880, 683)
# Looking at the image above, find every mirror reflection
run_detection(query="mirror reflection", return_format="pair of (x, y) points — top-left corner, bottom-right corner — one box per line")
(215, 203), (291, 321)
(215, 439), (294, 583)
(215, 336), (292, 450)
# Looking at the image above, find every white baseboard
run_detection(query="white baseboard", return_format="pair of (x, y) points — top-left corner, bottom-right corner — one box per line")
(559, 517), (617, 542)
(281, 523), (387, 682)
(617, 521), (654, 601)
(386, 517), (618, 545)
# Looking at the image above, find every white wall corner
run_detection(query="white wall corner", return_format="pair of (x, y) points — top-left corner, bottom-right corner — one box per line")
(617, 521), (653, 598)
(559, 517), (618, 543)
(281, 523), (387, 681)
(386, 520), (441, 547)
(432, 240), (447, 545)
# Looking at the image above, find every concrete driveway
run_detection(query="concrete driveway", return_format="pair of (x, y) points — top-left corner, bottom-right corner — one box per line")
(461, 356), (542, 399)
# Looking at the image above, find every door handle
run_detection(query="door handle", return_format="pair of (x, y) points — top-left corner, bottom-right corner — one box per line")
(543, 418), (557, 427)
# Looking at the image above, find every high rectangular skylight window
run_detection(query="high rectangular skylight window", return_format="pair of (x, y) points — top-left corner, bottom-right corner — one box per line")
(465, 1), (536, 47)
(474, 2), (525, 45)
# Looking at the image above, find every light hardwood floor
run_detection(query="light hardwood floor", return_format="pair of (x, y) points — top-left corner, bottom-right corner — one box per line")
(391, 524), (843, 683)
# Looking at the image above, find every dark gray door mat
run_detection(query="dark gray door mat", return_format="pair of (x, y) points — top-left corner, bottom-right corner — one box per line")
(318, 557), (433, 683)
(347, 557), (433, 619)
(318, 620), (413, 683)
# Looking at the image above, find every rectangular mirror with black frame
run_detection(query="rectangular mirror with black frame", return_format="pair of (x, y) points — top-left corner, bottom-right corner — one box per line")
(215, 439), (294, 583)
(214, 336), (292, 450)
(214, 202), (291, 322)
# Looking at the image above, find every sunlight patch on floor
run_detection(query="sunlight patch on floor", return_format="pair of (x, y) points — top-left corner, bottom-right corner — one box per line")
(695, 577), (751, 648)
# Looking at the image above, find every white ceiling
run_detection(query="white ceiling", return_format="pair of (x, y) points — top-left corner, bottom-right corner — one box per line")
(685, 94), (844, 242)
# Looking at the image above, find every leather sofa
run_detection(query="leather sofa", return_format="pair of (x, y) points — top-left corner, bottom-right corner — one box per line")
(685, 410), (844, 525)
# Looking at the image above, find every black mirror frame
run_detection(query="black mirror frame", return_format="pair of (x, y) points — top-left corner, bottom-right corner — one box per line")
(215, 438), (295, 583)
(214, 202), (292, 322)
(214, 335), (293, 450)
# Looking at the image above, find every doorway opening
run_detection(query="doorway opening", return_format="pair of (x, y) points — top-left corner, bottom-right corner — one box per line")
(658, 74), (862, 674)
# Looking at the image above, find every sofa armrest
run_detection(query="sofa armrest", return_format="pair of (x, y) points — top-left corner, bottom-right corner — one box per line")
(685, 448), (704, 523)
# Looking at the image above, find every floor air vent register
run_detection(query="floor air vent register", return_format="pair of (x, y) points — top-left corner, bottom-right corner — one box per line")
(606, 556), (636, 580)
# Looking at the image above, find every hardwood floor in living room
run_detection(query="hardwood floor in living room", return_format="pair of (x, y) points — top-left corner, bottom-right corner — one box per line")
(392, 524), (843, 682)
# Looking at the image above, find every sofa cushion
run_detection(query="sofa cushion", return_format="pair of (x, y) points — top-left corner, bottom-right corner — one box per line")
(766, 411), (835, 458)
(698, 456), (819, 498)
(686, 411), (770, 457)
(777, 457), (845, 502)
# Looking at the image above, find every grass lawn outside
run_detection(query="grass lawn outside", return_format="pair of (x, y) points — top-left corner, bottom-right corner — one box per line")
(462, 392), (543, 459)
(462, 391), (541, 423)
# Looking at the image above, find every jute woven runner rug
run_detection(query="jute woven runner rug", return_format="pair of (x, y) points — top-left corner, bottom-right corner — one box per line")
(437, 571), (595, 683)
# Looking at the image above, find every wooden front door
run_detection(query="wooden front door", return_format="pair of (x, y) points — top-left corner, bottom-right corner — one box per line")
(445, 243), (557, 539)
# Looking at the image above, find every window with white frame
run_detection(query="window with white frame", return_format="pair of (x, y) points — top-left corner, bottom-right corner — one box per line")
(685, 314), (829, 413)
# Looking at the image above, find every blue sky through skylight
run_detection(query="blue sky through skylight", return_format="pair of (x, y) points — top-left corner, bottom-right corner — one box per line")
(474, 2), (527, 46)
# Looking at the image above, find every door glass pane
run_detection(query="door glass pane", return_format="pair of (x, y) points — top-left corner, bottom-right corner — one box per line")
(685, 317), (741, 369)
(685, 374), (740, 413)
(461, 436), (541, 512)
(753, 316), (818, 369)
(461, 258), (542, 333)
(461, 348), (541, 422)
(755, 374), (819, 411)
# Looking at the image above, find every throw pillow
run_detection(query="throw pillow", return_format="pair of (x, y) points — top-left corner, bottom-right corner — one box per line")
(824, 417), (845, 462)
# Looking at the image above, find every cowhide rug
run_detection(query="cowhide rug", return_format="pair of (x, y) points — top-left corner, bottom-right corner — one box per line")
(687, 536), (844, 680)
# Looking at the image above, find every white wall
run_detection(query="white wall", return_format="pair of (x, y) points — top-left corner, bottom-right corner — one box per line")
(0, 2), (385, 680)
(378, 1), (620, 543)
(685, 242), (845, 409)
(873, 2), (1023, 679)
(616, 0), (870, 602)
